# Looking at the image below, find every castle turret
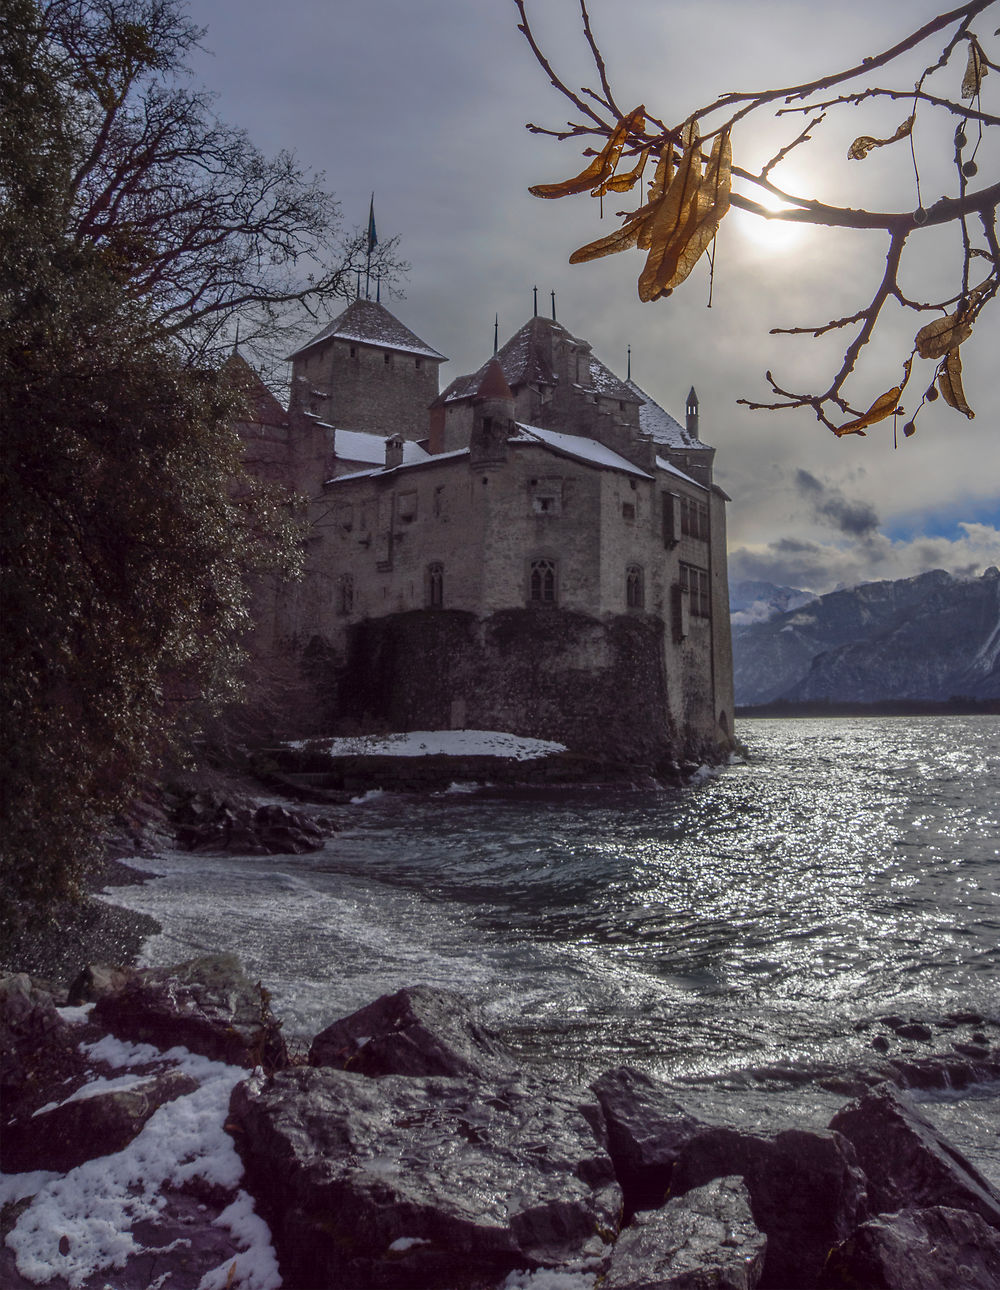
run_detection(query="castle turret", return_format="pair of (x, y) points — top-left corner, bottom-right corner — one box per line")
(286, 299), (445, 440)
(469, 359), (514, 466)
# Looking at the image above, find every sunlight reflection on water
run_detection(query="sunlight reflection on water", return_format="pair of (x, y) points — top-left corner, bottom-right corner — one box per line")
(115, 716), (999, 1081)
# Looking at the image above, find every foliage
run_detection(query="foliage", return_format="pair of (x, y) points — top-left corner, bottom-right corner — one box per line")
(0, 0), (357, 928)
(515, 0), (999, 436)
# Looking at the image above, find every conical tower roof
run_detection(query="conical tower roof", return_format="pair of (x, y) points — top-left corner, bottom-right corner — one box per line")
(223, 351), (288, 428)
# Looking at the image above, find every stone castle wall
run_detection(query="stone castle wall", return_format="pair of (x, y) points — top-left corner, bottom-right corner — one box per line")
(296, 339), (440, 440)
(338, 608), (679, 765)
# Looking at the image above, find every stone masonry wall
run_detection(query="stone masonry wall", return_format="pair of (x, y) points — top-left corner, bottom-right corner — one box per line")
(339, 608), (679, 765)
(295, 338), (441, 441)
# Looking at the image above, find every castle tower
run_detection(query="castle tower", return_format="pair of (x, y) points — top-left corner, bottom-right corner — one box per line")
(286, 298), (446, 440)
(469, 359), (515, 465)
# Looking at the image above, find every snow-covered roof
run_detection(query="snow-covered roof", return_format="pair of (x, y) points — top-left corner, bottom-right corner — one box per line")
(655, 456), (706, 489)
(513, 423), (652, 479)
(587, 354), (639, 403)
(287, 299), (446, 362)
(334, 429), (430, 467)
(626, 379), (709, 449)
(326, 448), (469, 485)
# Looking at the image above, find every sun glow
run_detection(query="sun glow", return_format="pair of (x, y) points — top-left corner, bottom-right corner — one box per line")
(736, 183), (810, 254)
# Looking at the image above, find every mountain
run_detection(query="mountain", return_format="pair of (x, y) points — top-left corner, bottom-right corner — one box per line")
(732, 567), (1000, 706)
(729, 579), (817, 626)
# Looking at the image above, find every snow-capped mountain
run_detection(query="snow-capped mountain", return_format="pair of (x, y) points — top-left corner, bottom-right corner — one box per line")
(732, 568), (1000, 706)
(729, 580), (818, 626)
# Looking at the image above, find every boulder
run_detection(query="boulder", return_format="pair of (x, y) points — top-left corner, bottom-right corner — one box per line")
(1, 1068), (198, 1173)
(67, 961), (135, 1006)
(603, 1175), (766, 1290)
(670, 1125), (867, 1290)
(173, 792), (329, 855)
(92, 953), (287, 1069)
(591, 1066), (705, 1214)
(308, 985), (518, 1079)
(0, 974), (87, 1122)
(228, 1066), (621, 1289)
(828, 1085), (1000, 1228)
(818, 1205), (1000, 1290)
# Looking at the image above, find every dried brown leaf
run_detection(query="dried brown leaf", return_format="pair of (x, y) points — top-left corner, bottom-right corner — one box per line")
(530, 105), (644, 199)
(834, 386), (902, 437)
(914, 309), (974, 359)
(962, 42), (987, 99)
(638, 127), (732, 301)
(937, 348), (975, 417)
(605, 148), (649, 193)
(570, 216), (644, 263)
(848, 114), (915, 160)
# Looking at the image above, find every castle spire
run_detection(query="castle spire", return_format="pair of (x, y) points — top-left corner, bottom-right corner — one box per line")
(533, 285), (538, 317)
(627, 343), (631, 381)
(550, 289), (556, 321)
(494, 313), (499, 355)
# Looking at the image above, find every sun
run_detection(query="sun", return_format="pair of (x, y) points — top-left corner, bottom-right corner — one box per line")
(735, 182), (810, 254)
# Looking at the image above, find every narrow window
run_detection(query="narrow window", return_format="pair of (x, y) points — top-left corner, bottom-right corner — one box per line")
(626, 564), (644, 609)
(383, 352), (391, 366)
(415, 358), (423, 370)
(662, 492), (677, 547)
(349, 345), (357, 359)
(529, 558), (557, 605)
(338, 573), (354, 616)
(622, 501), (636, 521)
(427, 562), (444, 608)
(397, 490), (418, 522)
(434, 485), (446, 518)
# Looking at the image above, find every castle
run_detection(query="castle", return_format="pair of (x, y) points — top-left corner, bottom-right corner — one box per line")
(234, 297), (734, 767)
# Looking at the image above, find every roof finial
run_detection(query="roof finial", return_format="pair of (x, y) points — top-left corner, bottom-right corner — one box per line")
(356, 268), (361, 300)
(627, 343), (631, 381)
(550, 289), (556, 321)
(376, 271), (381, 304)
(533, 285), (538, 317)
(232, 318), (241, 356)
(494, 313), (499, 356)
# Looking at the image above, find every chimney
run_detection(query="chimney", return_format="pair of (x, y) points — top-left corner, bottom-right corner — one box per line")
(686, 386), (699, 440)
(384, 433), (404, 469)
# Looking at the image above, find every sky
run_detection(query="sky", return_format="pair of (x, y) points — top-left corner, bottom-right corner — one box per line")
(188, 0), (999, 594)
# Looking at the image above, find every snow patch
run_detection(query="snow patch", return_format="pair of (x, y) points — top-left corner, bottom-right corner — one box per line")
(289, 729), (567, 761)
(4, 1039), (275, 1289)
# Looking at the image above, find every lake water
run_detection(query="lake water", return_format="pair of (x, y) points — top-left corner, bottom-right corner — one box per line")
(111, 715), (1000, 1166)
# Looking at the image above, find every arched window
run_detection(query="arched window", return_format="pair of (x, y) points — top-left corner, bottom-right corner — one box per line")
(338, 573), (354, 616)
(529, 558), (557, 604)
(626, 564), (644, 609)
(426, 562), (444, 608)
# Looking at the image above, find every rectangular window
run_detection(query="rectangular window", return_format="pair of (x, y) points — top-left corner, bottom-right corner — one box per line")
(662, 492), (677, 547)
(680, 562), (711, 618)
(680, 496), (710, 540)
(335, 503), (353, 533)
(434, 485), (446, 518)
(361, 500), (377, 532)
(622, 502), (636, 521)
(530, 478), (563, 516)
(397, 491), (418, 522)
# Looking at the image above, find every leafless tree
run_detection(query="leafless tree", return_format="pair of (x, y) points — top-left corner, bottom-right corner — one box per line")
(515, 0), (998, 437)
(34, 0), (403, 362)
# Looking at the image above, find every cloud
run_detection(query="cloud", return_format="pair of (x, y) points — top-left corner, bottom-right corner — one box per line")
(729, 523), (1000, 594)
(794, 468), (880, 538)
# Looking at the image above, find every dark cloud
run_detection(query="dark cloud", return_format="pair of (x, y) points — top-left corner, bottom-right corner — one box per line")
(794, 469), (880, 537)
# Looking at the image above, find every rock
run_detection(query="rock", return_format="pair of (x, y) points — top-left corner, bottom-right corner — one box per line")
(173, 791), (330, 855)
(92, 953), (287, 1069)
(308, 984), (517, 1080)
(591, 1066), (705, 1214)
(66, 961), (135, 1005)
(228, 1066), (621, 1289)
(1, 1068), (198, 1173)
(0, 973), (87, 1121)
(818, 1205), (1000, 1290)
(603, 1175), (766, 1290)
(829, 1084), (1000, 1229)
(893, 1022), (933, 1043)
(669, 1125), (867, 1290)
